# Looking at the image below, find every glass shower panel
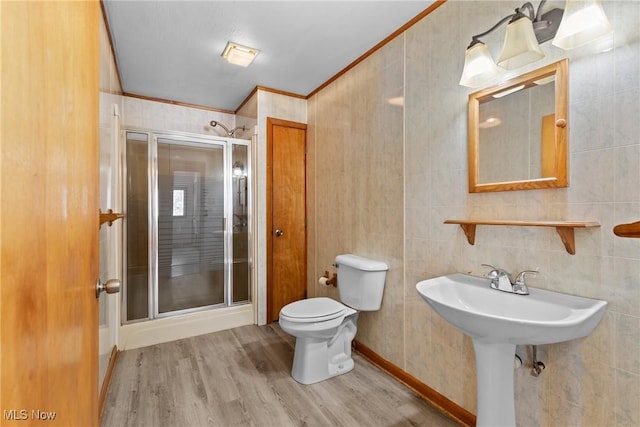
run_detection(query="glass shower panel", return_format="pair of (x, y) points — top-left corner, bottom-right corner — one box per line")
(156, 139), (225, 314)
(232, 144), (250, 303)
(125, 132), (150, 321)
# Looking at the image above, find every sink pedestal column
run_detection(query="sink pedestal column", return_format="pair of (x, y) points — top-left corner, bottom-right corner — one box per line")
(472, 340), (517, 427)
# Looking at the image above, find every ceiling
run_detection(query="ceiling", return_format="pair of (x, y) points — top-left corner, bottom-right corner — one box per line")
(103, 1), (436, 112)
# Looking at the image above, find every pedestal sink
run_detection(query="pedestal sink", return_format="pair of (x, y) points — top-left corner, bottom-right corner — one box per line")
(416, 274), (607, 427)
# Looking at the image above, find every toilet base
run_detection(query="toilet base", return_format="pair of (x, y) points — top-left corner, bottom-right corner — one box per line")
(291, 338), (354, 384)
(289, 316), (358, 385)
(291, 337), (355, 385)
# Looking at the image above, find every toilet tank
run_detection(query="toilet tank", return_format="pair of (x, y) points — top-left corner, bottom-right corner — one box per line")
(335, 254), (388, 311)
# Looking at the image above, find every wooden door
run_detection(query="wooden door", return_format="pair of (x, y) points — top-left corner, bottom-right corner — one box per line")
(266, 118), (307, 322)
(1, 2), (100, 426)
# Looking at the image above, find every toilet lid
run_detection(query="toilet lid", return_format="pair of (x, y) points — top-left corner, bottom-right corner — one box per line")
(280, 297), (346, 321)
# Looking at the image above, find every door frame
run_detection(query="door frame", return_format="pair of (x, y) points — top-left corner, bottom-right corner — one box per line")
(266, 117), (308, 323)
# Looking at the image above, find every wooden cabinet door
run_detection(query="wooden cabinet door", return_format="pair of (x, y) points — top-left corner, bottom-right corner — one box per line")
(267, 118), (307, 322)
(1, 1), (100, 425)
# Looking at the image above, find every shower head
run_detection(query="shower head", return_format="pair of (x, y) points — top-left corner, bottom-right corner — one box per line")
(209, 120), (229, 132)
(209, 120), (247, 137)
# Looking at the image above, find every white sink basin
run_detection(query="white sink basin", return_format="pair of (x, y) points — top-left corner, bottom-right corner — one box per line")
(416, 273), (607, 427)
(416, 273), (607, 345)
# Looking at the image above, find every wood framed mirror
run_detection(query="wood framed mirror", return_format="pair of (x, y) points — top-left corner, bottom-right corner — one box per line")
(468, 59), (568, 193)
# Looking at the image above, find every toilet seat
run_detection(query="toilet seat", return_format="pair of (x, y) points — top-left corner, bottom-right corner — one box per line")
(280, 297), (347, 323)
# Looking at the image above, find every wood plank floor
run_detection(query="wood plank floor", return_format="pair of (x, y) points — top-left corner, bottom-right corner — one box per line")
(102, 324), (462, 427)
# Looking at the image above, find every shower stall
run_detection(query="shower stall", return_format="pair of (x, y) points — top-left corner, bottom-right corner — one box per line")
(123, 130), (251, 324)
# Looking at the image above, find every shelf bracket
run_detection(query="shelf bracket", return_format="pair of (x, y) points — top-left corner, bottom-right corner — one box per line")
(555, 226), (575, 255)
(459, 224), (477, 245)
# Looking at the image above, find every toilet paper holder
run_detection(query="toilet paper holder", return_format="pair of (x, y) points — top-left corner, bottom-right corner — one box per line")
(322, 270), (338, 287)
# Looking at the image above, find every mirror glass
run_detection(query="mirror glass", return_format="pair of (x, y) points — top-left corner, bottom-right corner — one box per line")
(468, 59), (568, 193)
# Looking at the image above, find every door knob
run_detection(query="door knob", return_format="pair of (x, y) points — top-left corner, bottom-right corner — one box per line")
(96, 278), (121, 298)
(275, 229), (284, 237)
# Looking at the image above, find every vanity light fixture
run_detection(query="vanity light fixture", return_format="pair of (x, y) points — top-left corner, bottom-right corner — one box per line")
(459, 42), (503, 88)
(459, 0), (612, 88)
(222, 41), (259, 67)
(552, 0), (613, 49)
(497, 10), (545, 70)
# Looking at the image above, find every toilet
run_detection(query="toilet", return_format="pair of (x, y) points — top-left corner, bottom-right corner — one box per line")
(279, 254), (388, 384)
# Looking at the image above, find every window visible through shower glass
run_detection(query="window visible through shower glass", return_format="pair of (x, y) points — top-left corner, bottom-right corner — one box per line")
(157, 139), (225, 314)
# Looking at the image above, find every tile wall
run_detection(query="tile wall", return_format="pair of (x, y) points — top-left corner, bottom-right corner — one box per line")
(307, 34), (406, 364)
(98, 8), (124, 390)
(307, 1), (640, 425)
(99, 3), (123, 297)
(254, 90), (307, 324)
(121, 97), (235, 136)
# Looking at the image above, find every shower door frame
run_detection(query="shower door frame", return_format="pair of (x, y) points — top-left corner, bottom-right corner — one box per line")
(122, 128), (252, 323)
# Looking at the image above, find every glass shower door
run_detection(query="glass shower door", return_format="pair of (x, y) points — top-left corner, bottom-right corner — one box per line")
(156, 138), (225, 315)
(124, 130), (251, 323)
(231, 144), (250, 303)
(125, 132), (150, 321)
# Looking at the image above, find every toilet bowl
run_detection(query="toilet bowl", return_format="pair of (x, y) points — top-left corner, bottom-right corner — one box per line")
(279, 297), (358, 384)
(279, 254), (388, 385)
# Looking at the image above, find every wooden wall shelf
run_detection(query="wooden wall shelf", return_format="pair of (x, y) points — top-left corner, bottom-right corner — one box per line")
(613, 221), (640, 239)
(444, 219), (601, 255)
(99, 209), (125, 228)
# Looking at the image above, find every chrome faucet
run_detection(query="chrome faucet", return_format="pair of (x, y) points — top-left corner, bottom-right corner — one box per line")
(481, 264), (537, 295)
(482, 264), (513, 292)
(513, 270), (538, 295)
